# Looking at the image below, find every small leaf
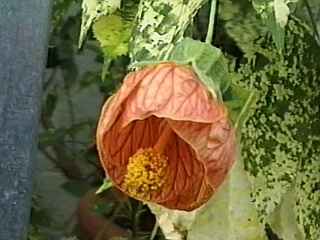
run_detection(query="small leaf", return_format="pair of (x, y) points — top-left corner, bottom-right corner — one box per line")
(96, 179), (113, 194)
(93, 15), (132, 59)
(79, 0), (120, 47)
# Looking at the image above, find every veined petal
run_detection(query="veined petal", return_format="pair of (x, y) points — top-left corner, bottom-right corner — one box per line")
(98, 114), (214, 210)
(97, 66), (155, 132)
(121, 63), (224, 127)
(168, 117), (236, 190)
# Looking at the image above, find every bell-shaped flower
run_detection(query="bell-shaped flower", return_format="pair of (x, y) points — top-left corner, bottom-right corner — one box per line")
(96, 63), (236, 211)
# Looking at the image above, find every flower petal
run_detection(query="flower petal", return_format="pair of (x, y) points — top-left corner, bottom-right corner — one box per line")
(121, 63), (224, 127)
(98, 114), (214, 210)
(168, 116), (237, 191)
(159, 129), (214, 210)
(97, 66), (156, 133)
(98, 115), (161, 184)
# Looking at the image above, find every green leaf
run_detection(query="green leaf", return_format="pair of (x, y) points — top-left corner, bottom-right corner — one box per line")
(188, 152), (267, 240)
(93, 15), (132, 59)
(79, 0), (120, 47)
(96, 179), (113, 194)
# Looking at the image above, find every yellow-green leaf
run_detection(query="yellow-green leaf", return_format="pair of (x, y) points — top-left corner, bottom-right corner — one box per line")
(93, 15), (132, 59)
(79, 0), (120, 47)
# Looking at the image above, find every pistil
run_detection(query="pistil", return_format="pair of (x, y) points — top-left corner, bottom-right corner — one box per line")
(122, 123), (173, 200)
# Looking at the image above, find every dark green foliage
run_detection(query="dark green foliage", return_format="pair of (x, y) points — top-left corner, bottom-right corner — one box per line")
(237, 18), (320, 239)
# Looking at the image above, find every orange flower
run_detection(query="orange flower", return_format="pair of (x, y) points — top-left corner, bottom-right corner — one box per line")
(96, 62), (236, 211)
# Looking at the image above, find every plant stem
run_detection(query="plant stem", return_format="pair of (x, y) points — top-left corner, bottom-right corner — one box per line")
(304, 0), (320, 42)
(205, 0), (218, 44)
(150, 220), (159, 240)
(234, 91), (255, 130)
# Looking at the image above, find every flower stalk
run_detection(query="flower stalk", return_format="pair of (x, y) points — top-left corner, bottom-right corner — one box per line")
(205, 0), (218, 44)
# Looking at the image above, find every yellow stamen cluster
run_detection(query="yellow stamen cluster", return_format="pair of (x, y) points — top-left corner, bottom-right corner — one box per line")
(122, 148), (168, 201)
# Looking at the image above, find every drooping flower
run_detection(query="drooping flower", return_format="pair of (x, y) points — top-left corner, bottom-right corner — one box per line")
(96, 62), (236, 211)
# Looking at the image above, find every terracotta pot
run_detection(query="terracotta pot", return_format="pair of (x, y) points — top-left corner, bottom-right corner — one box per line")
(77, 188), (129, 240)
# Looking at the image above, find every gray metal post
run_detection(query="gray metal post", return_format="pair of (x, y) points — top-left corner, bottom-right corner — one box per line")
(0, 1), (51, 239)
